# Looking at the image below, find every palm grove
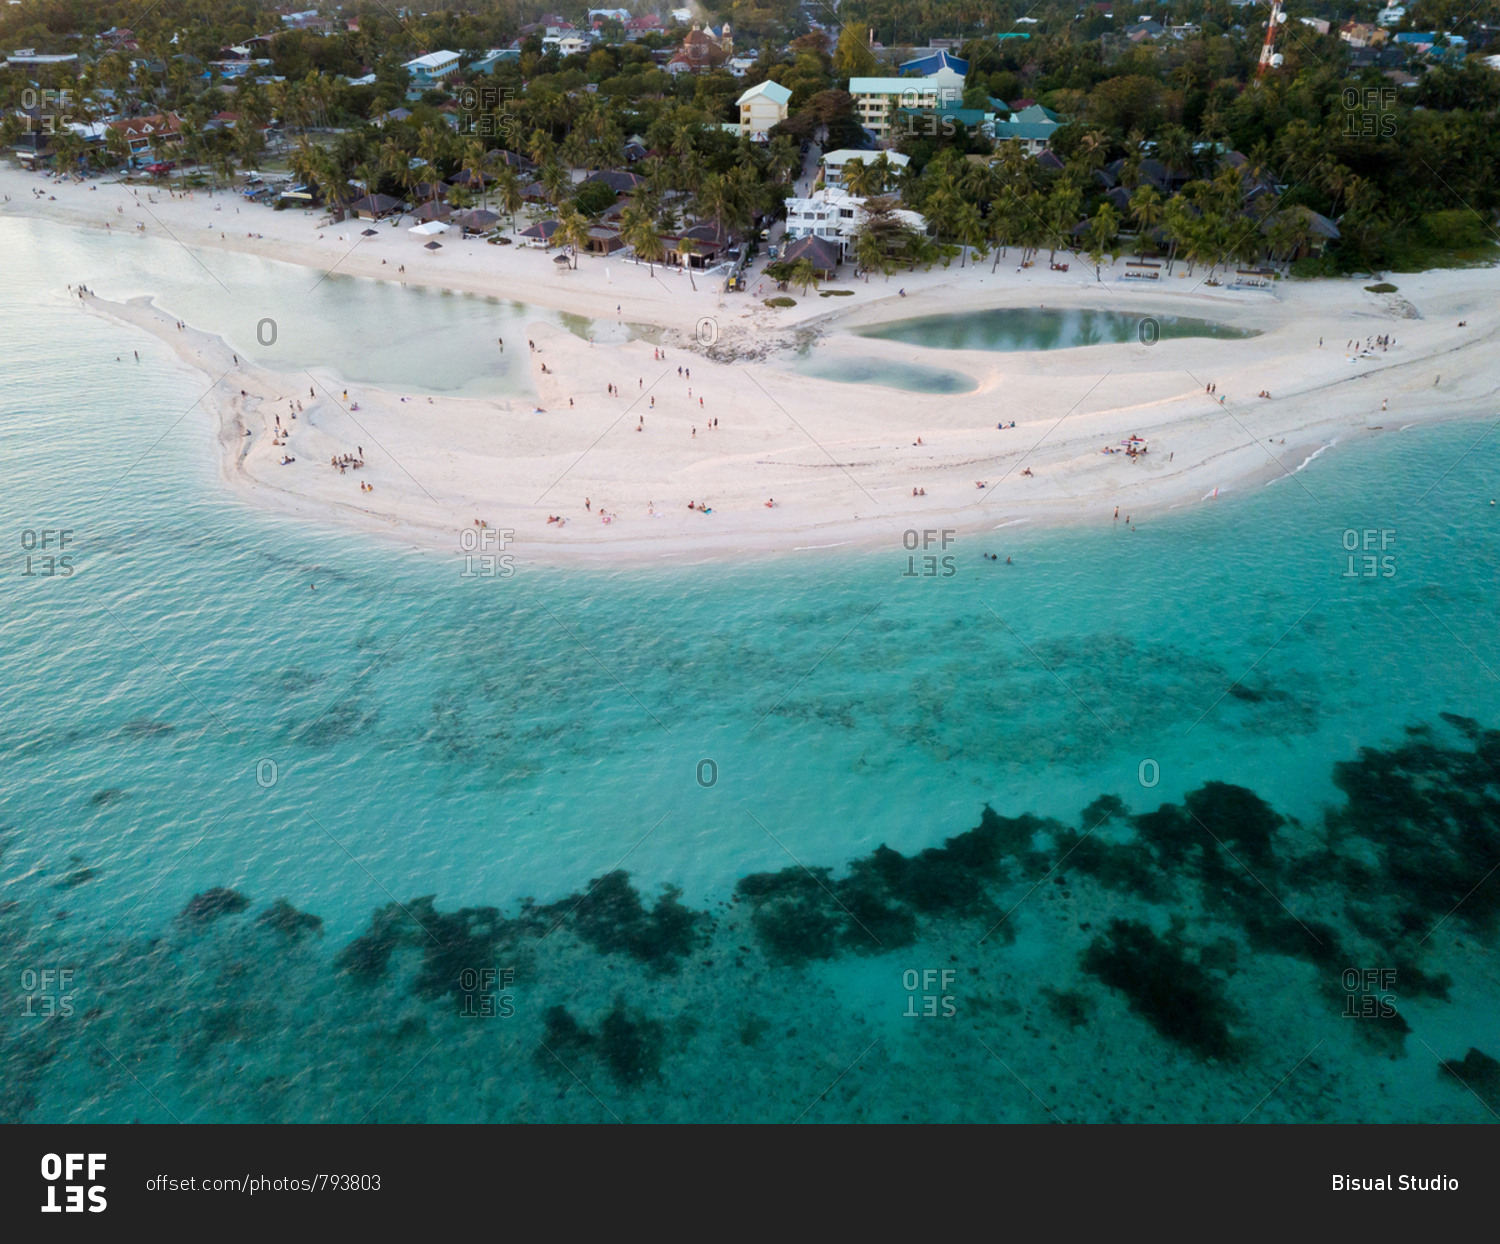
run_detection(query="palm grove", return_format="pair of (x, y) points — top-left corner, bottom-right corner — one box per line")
(2, 0), (1497, 275)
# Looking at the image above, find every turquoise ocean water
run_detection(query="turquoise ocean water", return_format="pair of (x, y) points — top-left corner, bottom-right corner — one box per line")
(2, 218), (1498, 1122)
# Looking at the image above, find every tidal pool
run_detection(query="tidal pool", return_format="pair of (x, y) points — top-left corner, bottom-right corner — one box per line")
(855, 307), (1259, 353)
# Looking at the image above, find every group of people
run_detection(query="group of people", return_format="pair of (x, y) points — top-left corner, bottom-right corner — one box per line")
(330, 450), (365, 475)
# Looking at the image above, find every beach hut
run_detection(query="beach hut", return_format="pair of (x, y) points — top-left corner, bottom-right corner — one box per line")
(582, 169), (646, 198)
(449, 169), (491, 189)
(666, 221), (732, 268)
(518, 219), (561, 248)
(780, 234), (841, 279)
(586, 226), (625, 255)
(411, 180), (450, 201)
(491, 149), (538, 174)
(450, 208), (501, 234)
(408, 200), (452, 223)
(348, 193), (403, 220)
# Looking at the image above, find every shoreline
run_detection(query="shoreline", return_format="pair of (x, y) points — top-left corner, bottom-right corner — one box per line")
(12, 163), (1500, 566)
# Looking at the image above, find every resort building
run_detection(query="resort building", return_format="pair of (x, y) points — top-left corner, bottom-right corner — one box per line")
(848, 67), (966, 140)
(403, 51), (460, 86)
(736, 79), (792, 142)
(991, 103), (1064, 155)
(896, 48), (968, 77)
(782, 187), (926, 258)
(821, 148), (909, 187)
(106, 113), (182, 158)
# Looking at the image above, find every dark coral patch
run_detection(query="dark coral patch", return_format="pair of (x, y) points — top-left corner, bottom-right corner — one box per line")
(1081, 919), (1238, 1061)
(178, 887), (250, 926)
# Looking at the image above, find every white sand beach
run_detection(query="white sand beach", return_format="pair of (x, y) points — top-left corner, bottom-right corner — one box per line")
(8, 163), (1499, 564)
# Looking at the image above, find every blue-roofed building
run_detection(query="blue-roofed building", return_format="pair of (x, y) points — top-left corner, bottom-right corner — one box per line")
(897, 48), (969, 77)
(468, 48), (521, 74)
(991, 103), (1064, 155)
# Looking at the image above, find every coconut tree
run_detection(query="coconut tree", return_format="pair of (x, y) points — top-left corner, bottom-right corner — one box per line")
(493, 164), (524, 232)
(695, 172), (735, 240)
(460, 137), (488, 210)
(557, 205), (591, 269)
(854, 227), (886, 282)
(677, 237), (698, 290)
(1086, 203), (1120, 280)
(621, 207), (663, 274)
(954, 200), (985, 268)
(789, 257), (820, 295)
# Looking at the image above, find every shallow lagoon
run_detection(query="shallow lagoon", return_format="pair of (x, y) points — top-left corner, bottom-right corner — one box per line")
(1, 220), (1497, 1123)
(856, 307), (1260, 353)
(791, 348), (977, 393)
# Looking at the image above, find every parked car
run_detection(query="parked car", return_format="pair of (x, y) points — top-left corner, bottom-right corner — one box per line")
(767, 245), (778, 259)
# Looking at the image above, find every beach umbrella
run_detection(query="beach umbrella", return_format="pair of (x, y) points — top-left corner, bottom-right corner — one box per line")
(553, 253), (571, 265)
(424, 241), (442, 250)
(361, 228), (378, 236)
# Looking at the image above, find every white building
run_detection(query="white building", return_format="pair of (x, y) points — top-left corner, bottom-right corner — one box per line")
(542, 34), (591, 56)
(783, 188), (926, 257)
(1377, 5), (1407, 26)
(736, 79), (792, 142)
(404, 51), (460, 85)
(848, 67), (966, 139)
(821, 148), (910, 186)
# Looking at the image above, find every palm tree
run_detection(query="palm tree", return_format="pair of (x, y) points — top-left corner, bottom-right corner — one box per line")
(789, 257), (819, 295)
(854, 228), (886, 282)
(493, 164), (523, 233)
(1086, 204), (1120, 281)
(677, 237), (698, 289)
(1044, 182), (1081, 264)
(695, 172), (735, 239)
(460, 138), (488, 210)
(1129, 185), (1165, 259)
(621, 207), (662, 274)
(557, 206), (591, 269)
(540, 160), (570, 207)
(842, 156), (880, 198)
(954, 201), (985, 268)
